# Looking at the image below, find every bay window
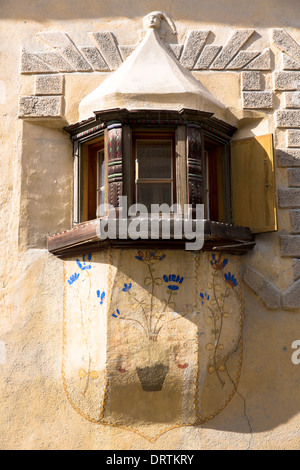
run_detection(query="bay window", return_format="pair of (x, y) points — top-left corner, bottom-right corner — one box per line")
(48, 108), (277, 257)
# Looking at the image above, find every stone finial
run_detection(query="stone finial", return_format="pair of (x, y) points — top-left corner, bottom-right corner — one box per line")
(142, 11), (177, 35)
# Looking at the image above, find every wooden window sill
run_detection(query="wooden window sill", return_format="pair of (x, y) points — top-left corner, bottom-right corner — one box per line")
(47, 219), (255, 258)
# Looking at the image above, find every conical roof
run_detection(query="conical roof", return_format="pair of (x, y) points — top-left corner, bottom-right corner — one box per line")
(79, 28), (227, 122)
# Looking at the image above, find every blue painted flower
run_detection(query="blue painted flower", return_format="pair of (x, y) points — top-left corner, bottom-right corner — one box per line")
(122, 282), (132, 292)
(210, 253), (228, 271)
(200, 291), (209, 304)
(135, 251), (166, 262)
(112, 308), (121, 318)
(224, 272), (238, 288)
(76, 254), (92, 271)
(163, 274), (184, 291)
(68, 273), (80, 285)
(97, 290), (105, 305)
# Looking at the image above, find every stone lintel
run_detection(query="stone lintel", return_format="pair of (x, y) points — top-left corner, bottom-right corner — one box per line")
(281, 235), (300, 257)
(284, 92), (300, 109)
(272, 29), (300, 64)
(274, 71), (300, 91)
(242, 91), (273, 109)
(288, 168), (300, 186)
(287, 130), (300, 148)
(180, 30), (210, 69)
(241, 71), (262, 91)
(278, 188), (300, 208)
(19, 95), (63, 118)
(211, 29), (254, 69)
(276, 111), (300, 128)
(277, 148), (300, 167)
(290, 210), (300, 232)
(244, 48), (271, 70)
(35, 75), (64, 95)
(282, 278), (300, 309)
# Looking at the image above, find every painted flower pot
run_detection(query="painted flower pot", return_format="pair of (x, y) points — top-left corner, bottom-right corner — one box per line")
(136, 363), (169, 391)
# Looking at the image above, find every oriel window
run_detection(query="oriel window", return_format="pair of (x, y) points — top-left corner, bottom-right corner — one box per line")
(49, 109), (278, 257)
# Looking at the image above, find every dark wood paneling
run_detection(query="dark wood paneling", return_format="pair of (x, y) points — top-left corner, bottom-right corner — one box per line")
(107, 124), (123, 208)
(187, 125), (203, 209)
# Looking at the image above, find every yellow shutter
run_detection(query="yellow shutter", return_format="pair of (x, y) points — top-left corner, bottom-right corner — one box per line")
(230, 134), (277, 233)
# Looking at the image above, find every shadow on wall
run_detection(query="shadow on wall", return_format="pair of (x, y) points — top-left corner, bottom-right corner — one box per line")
(116, 255), (300, 435)
(200, 294), (300, 436)
(19, 121), (73, 250)
(1, 0), (299, 27)
(63, 249), (243, 436)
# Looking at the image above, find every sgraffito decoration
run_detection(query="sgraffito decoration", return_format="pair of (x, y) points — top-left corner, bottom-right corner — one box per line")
(63, 249), (243, 442)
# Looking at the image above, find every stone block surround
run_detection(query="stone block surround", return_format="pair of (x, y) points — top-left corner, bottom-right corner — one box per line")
(18, 28), (274, 119)
(271, 29), (300, 308)
(18, 26), (300, 308)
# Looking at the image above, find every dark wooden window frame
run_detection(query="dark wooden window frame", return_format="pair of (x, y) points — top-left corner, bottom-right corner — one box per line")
(202, 129), (232, 224)
(85, 138), (106, 221)
(73, 129), (107, 225)
(48, 108), (255, 257)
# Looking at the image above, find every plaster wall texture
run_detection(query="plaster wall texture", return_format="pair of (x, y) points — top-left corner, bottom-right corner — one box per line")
(0, 0), (300, 450)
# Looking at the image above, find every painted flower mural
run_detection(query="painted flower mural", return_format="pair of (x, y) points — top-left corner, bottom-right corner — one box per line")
(63, 249), (243, 442)
(163, 274), (184, 291)
(135, 251), (166, 263)
(113, 254), (188, 343)
(224, 272), (238, 288)
(210, 253), (228, 271)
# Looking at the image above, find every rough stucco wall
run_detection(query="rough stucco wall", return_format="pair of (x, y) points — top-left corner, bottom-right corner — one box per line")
(1, 0), (300, 450)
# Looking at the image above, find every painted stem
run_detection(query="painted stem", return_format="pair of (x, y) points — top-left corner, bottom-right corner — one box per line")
(128, 291), (150, 337)
(147, 263), (155, 336)
(82, 355), (91, 398)
(155, 306), (191, 336)
(118, 316), (149, 338)
(212, 270), (225, 387)
(153, 290), (173, 335)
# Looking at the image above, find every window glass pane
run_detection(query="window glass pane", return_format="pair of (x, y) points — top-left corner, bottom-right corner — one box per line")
(136, 182), (172, 211)
(96, 189), (105, 217)
(136, 141), (172, 179)
(97, 149), (105, 217)
(101, 159), (105, 187)
(97, 150), (105, 189)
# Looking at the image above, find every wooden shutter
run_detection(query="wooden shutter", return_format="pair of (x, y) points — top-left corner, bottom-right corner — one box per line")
(230, 134), (277, 233)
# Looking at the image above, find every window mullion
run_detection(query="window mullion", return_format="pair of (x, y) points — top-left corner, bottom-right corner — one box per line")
(187, 124), (203, 215)
(73, 140), (80, 225)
